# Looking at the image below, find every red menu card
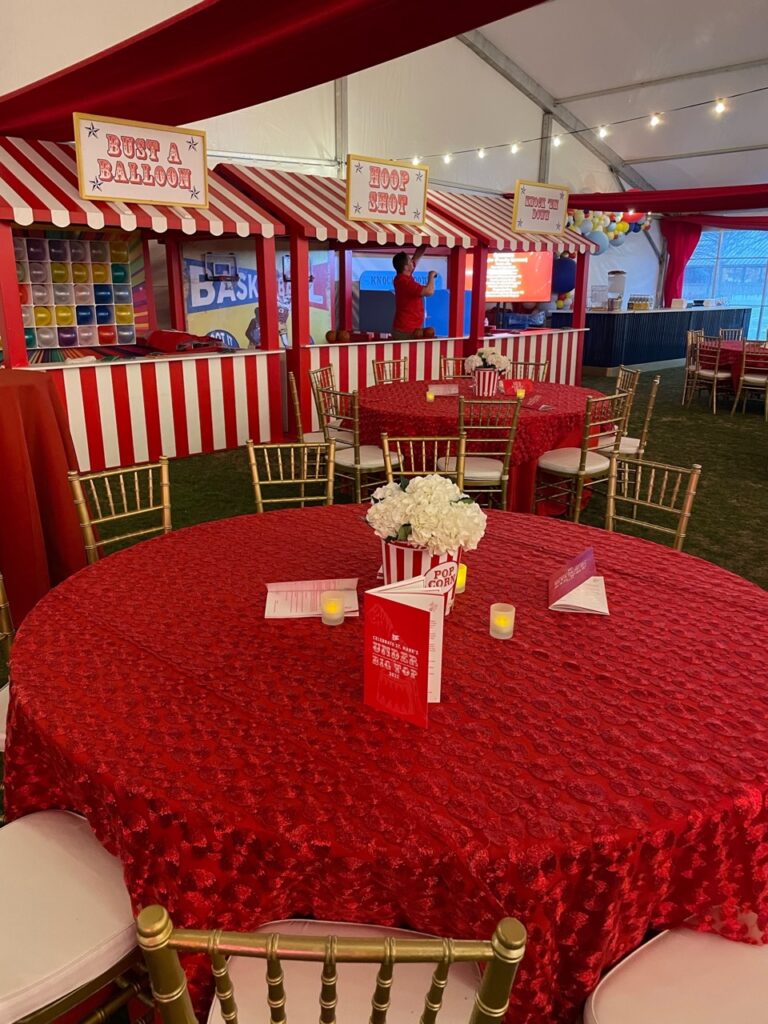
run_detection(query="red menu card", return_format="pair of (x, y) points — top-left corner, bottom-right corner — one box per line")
(363, 576), (444, 728)
(548, 547), (609, 615)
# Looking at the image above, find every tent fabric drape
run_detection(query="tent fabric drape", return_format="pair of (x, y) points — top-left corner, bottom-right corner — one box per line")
(661, 219), (702, 306)
(567, 184), (768, 214)
(0, 0), (547, 141)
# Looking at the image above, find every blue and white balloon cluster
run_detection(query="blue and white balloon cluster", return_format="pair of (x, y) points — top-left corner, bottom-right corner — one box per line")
(567, 207), (652, 255)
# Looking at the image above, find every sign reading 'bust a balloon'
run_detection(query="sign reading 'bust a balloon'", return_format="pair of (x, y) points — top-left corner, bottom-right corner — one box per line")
(73, 113), (208, 208)
(346, 155), (429, 225)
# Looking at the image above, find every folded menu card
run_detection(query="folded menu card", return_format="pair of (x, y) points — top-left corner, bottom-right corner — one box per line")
(363, 575), (444, 727)
(264, 578), (359, 618)
(428, 382), (459, 396)
(548, 548), (609, 615)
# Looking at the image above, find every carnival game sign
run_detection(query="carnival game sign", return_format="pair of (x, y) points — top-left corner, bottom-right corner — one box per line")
(511, 180), (569, 235)
(347, 154), (428, 225)
(74, 113), (208, 208)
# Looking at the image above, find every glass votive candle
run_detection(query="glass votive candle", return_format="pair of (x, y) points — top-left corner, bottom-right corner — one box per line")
(516, 388), (526, 400)
(489, 603), (515, 640)
(455, 563), (467, 594)
(426, 390), (435, 402)
(320, 590), (345, 626)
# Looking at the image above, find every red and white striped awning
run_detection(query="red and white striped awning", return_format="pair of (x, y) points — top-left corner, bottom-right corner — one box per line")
(0, 137), (284, 237)
(429, 189), (598, 253)
(217, 164), (475, 248)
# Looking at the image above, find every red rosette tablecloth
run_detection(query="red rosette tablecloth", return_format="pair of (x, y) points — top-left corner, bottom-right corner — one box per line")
(6, 506), (768, 1023)
(718, 340), (768, 390)
(358, 380), (601, 512)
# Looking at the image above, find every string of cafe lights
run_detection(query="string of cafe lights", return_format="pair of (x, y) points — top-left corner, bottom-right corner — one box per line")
(404, 83), (768, 165)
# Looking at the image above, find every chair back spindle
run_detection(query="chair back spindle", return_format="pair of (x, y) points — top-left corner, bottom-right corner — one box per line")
(372, 358), (409, 385)
(381, 434), (467, 490)
(246, 441), (335, 513)
(440, 356), (471, 380)
(507, 360), (549, 383)
(606, 455), (702, 551)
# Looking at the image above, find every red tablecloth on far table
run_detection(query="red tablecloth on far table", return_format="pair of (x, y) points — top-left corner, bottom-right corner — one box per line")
(0, 369), (86, 623)
(358, 380), (600, 512)
(718, 340), (768, 389)
(6, 507), (768, 1023)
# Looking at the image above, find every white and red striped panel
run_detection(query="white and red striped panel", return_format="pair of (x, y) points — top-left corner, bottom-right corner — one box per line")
(307, 338), (466, 431)
(429, 190), (597, 254)
(218, 164), (474, 247)
(29, 352), (282, 472)
(483, 330), (585, 387)
(0, 137), (284, 238)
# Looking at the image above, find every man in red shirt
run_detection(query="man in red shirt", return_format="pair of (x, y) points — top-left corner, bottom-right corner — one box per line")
(392, 245), (437, 339)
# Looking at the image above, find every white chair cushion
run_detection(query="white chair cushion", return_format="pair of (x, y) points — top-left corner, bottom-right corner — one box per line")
(618, 436), (641, 455)
(0, 684), (8, 752)
(697, 369), (731, 380)
(302, 430), (329, 443)
(743, 374), (768, 386)
(537, 447), (610, 476)
(207, 919), (481, 1024)
(437, 456), (504, 482)
(335, 446), (397, 470)
(584, 926), (768, 1024)
(0, 811), (135, 1024)
(328, 427), (354, 444)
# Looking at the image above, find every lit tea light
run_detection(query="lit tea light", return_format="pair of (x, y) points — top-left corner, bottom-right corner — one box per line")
(455, 563), (467, 594)
(516, 388), (526, 399)
(320, 590), (345, 626)
(489, 603), (515, 640)
(426, 391), (435, 402)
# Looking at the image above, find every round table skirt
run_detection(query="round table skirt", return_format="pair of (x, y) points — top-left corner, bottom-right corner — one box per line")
(6, 507), (768, 1023)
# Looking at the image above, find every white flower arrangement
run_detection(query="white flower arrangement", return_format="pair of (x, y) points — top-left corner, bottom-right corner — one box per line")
(366, 475), (487, 555)
(464, 347), (511, 373)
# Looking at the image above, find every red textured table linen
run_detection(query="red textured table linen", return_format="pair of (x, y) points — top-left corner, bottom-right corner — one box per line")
(0, 369), (86, 623)
(358, 381), (601, 512)
(718, 340), (768, 389)
(6, 507), (768, 1023)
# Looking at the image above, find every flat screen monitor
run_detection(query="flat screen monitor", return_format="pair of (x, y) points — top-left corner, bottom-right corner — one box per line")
(485, 251), (554, 302)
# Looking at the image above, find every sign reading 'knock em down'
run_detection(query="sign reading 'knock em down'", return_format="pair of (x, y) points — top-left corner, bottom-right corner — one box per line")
(74, 113), (208, 208)
(346, 154), (429, 226)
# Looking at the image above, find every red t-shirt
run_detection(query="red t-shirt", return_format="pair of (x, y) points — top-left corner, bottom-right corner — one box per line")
(393, 273), (425, 332)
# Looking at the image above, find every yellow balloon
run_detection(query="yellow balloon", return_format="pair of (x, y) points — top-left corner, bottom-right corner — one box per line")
(56, 305), (75, 326)
(556, 299), (564, 308)
(34, 305), (52, 326)
(617, 221), (629, 233)
(574, 210), (585, 225)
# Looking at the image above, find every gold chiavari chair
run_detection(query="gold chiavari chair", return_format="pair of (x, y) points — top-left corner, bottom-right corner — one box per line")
(440, 356), (471, 380)
(719, 327), (744, 341)
(0, 572), (14, 821)
(246, 440), (335, 513)
(606, 455), (702, 551)
(288, 371), (326, 442)
(137, 905), (526, 1024)
(616, 365), (641, 421)
(382, 433), (466, 490)
(1, 811), (146, 1024)
(618, 374), (661, 457)
(68, 459), (172, 565)
(457, 397), (523, 510)
(686, 336), (731, 413)
(308, 366), (353, 446)
(318, 386), (390, 503)
(682, 329), (703, 405)
(309, 364), (337, 434)
(533, 392), (629, 523)
(731, 344), (768, 420)
(507, 360), (549, 383)
(372, 357), (409, 384)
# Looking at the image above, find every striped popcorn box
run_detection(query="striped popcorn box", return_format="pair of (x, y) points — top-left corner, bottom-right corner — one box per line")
(381, 540), (462, 616)
(472, 368), (501, 397)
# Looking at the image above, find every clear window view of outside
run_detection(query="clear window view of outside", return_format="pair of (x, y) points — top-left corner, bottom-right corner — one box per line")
(684, 230), (768, 338)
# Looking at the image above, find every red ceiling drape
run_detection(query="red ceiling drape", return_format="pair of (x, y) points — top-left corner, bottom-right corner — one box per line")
(0, 0), (547, 141)
(565, 185), (768, 214)
(661, 219), (702, 306)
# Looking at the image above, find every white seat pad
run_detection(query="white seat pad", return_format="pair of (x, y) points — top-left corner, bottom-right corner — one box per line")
(437, 456), (504, 482)
(207, 919), (481, 1024)
(584, 926), (768, 1024)
(697, 369), (730, 380)
(0, 811), (135, 1024)
(302, 430), (329, 443)
(743, 374), (768, 386)
(537, 447), (610, 476)
(618, 436), (640, 455)
(0, 684), (8, 751)
(335, 446), (395, 470)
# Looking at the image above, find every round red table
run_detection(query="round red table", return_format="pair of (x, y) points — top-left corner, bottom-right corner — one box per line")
(7, 507), (768, 1023)
(718, 340), (768, 389)
(358, 380), (600, 512)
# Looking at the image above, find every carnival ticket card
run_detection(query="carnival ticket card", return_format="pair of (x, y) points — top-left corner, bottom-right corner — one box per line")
(264, 578), (359, 618)
(428, 382), (460, 396)
(363, 575), (445, 727)
(548, 547), (609, 615)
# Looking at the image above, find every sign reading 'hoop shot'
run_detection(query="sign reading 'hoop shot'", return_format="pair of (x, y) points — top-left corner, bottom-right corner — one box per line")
(346, 154), (429, 226)
(73, 113), (208, 208)
(511, 179), (569, 235)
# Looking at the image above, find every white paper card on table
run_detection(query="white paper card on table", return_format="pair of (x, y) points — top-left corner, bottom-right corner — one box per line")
(548, 547), (609, 615)
(428, 383), (459, 396)
(364, 574), (445, 727)
(265, 578), (359, 619)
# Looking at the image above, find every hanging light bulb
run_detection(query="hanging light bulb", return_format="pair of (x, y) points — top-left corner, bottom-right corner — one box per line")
(477, 148), (486, 159)
(649, 113), (662, 127)
(714, 99), (727, 115)
(510, 142), (519, 155)
(552, 135), (562, 147)
(628, 208), (635, 215)
(443, 153), (452, 164)
(411, 155), (421, 165)
(598, 126), (609, 139)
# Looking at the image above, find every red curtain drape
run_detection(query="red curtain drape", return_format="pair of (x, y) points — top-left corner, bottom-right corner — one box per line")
(0, 0), (547, 140)
(661, 219), (702, 306)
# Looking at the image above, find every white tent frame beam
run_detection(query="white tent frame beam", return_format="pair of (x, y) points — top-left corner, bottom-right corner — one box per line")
(557, 56), (768, 104)
(458, 29), (655, 191)
(628, 141), (768, 164)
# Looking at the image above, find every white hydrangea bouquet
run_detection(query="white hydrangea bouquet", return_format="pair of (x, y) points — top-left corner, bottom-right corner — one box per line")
(464, 347), (510, 397)
(367, 475), (487, 615)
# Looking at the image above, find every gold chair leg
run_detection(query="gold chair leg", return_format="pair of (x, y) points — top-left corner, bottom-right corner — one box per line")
(712, 380), (717, 414)
(572, 477), (585, 524)
(731, 386), (741, 415)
